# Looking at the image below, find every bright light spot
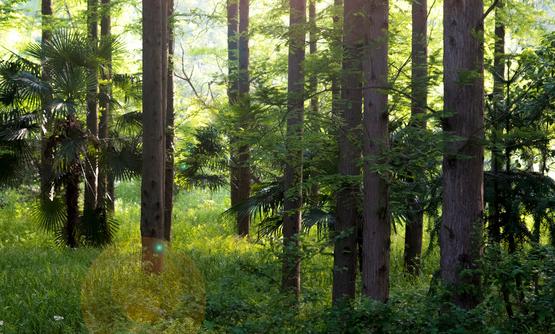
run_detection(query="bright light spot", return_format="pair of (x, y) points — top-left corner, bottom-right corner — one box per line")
(0, 320), (4, 326)
(6, 30), (21, 46)
(154, 243), (164, 253)
(53, 316), (64, 321)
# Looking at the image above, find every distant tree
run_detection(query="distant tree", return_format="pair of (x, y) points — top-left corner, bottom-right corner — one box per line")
(488, 0), (505, 243)
(441, 0), (484, 309)
(227, 0), (251, 237)
(361, 0), (390, 302)
(282, 0), (306, 300)
(332, 0), (363, 304)
(403, 0), (428, 275)
(85, 0), (99, 212)
(40, 0), (53, 201)
(98, 0), (111, 212)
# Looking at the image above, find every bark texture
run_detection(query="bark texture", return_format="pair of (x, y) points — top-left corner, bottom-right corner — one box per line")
(141, 0), (166, 273)
(332, 0), (363, 304)
(282, 0), (306, 300)
(228, 0), (251, 237)
(361, 0), (390, 302)
(404, 0), (428, 275)
(441, 0), (485, 309)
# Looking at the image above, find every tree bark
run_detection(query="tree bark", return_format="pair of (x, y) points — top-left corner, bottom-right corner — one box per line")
(308, 0), (318, 116)
(441, 0), (484, 309)
(330, 0), (342, 119)
(332, 0), (363, 305)
(236, 0), (251, 237)
(85, 0), (99, 212)
(361, 0), (390, 303)
(98, 0), (111, 211)
(489, 0), (504, 243)
(141, 0), (166, 273)
(164, 0), (175, 242)
(228, 0), (251, 237)
(404, 0), (428, 275)
(282, 0), (306, 301)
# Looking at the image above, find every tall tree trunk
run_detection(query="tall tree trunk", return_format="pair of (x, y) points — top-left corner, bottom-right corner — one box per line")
(308, 0), (318, 116)
(441, 0), (484, 309)
(489, 0), (504, 243)
(282, 0), (306, 301)
(141, 0), (167, 273)
(164, 0), (175, 242)
(330, 0), (342, 119)
(404, 0), (428, 275)
(228, 0), (251, 237)
(98, 0), (111, 211)
(85, 0), (99, 212)
(332, 0), (363, 304)
(40, 0), (53, 201)
(361, 0), (390, 303)
(227, 0), (241, 235)
(236, 0), (251, 237)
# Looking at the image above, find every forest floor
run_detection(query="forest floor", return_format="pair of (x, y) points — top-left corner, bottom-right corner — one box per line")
(0, 180), (437, 333)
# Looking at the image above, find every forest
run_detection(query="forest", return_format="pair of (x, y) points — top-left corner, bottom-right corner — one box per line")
(1, 0), (555, 332)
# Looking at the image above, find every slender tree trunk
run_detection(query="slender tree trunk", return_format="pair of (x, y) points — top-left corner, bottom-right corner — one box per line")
(228, 0), (251, 237)
(330, 0), (342, 119)
(282, 0), (306, 300)
(489, 0), (504, 243)
(40, 0), (53, 201)
(441, 0), (484, 309)
(227, 0), (242, 235)
(332, 0), (363, 304)
(236, 0), (251, 237)
(404, 0), (428, 275)
(361, 0), (390, 303)
(85, 0), (99, 212)
(141, 0), (167, 273)
(98, 0), (111, 211)
(164, 0), (175, 242)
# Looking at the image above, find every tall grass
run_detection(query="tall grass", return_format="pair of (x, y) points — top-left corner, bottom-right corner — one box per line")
(0, 181), (439, 333)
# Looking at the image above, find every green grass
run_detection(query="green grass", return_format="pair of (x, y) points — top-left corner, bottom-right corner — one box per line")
(0, 181), (440, 333)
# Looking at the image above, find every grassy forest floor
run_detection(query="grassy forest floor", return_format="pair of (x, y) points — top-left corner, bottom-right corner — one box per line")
(0, 181), (544, 333)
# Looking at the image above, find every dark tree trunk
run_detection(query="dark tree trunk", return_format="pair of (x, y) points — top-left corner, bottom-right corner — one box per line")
(65, 168), (80, 248)
(403, 0), (428, 275)
(308, 0), (318, 116)
(236, 0), (251, 237)
(332, 0), (363, 304)
(85, 0), (99, 212)
(228, 0), (251, 237)
(98, 0), (111, 211)
(361, 0), (390, 303)
(141, 0), (167, 273)
(330, 0), (342, 119)
(441, 0), (484, 309)
(164, 0), (175, 242)
(40, 0), (53, 201)
(282, 0), (306, 301)
(489, 0), (505, 243)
